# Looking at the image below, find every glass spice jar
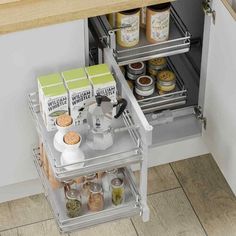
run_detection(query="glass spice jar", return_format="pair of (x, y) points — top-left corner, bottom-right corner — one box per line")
(82, 173), (98, 197)
(66, 189), (82, 218)
(63, 180), (77, 198)
(88, 183), (104, 212)
(102, 169), (118, 192)
(111, 178), (125, 206)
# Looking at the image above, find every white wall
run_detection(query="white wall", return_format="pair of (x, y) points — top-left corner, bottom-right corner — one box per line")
(0, 20), (86, 188)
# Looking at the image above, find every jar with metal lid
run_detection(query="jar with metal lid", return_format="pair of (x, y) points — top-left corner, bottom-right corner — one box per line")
(63, 179), (77, 198)
(146, 3), (171, 43)
(66, 189), (82, 218)
(82, 173), (98, 197)
(148, 57), (167, 77)
(127, 62), (146, 81)
(111, 178), (125, 206)
(88, 183), (104, 212)
(102, 169), (118, 192)
(157, 70), (176, 92)
(135, 75), (155, 97)
(117, 8), (140, 48)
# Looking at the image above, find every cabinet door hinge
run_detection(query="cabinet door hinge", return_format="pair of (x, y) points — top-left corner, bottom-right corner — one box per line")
(194, 106), (207, 130)
(202, 0), (216, 24)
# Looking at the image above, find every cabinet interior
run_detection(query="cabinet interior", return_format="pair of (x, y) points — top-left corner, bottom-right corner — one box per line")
(88, 0), (205, 147)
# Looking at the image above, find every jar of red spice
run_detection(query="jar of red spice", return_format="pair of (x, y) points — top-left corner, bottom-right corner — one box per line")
(127, 62), (146, 81)
(135, 75), (155, 97)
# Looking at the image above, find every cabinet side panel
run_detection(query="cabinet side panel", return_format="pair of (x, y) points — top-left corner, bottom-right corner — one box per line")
(0, 20), (85, 188)
(203, 1), (236, 194)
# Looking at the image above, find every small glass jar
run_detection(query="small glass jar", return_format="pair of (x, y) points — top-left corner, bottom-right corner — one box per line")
(82, 173), (98, 197)
(157, 70), (176, 92)
(88, 183), (104, 212)
(66, 189), (82, 218)
(102, 169), (118, 192)
(63, 180), (77, 198)
(127, 62), (146, 81)
(135, 75), (155, 97)
(111, 178), (125, 206)
(148, 57), (167, 77)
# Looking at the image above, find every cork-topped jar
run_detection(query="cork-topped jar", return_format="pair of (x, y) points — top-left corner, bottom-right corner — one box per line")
(157, 70), (176, 92)
(54, 114), (73, 152)
(60, 131), (85, 171)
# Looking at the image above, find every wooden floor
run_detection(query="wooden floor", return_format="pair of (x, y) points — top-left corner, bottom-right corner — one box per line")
(0, 154), (236, 236)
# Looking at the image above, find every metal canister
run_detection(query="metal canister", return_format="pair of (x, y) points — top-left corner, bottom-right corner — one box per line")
(157, 70), (176, 92)
(146, 3), (171, 43)
(148, 57), (167, 77)
(135, 75), (155, 97)
(116, 8), (140, 48)
(111, 178), (125, 206)
(127, 62), (146, 81)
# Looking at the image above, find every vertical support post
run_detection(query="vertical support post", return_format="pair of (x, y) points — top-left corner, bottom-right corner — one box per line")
(83, 18), (90, 66)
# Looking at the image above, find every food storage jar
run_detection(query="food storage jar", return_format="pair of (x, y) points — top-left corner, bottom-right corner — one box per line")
(148, 57), (167, 76)
(117, 8), (140, 48)
(82, 173), (98, 197)
(54, 114), (73, 152)
(127, 62), (146, 81)
(157, 70), (176, 92)
(60, 131), (85, 171)
(135, 75), (155, 97)
(88, 183), (104, 212)
(111, 178), (125, 206)
(146, 3), (171, 43)
(102, 169), (118, 192)
(66, 189), (82, 218)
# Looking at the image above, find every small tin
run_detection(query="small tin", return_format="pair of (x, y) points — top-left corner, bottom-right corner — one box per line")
(157, 70), (176, 92)
(127, 62), (146, 81)
(148, 57), (167, 76)
(135, 75), (155, 97)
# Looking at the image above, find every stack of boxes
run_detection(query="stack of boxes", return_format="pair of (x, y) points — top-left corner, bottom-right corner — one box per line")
(37, 64), (117, 131)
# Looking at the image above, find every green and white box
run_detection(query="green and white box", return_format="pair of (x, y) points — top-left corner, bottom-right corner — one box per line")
(61, 68), (87, 82)
(42, 84), (69, 132)
(90, 74), (117, 101)
(85, 64), (111, 79)
(66, 79), (93, 125)
(37, 73), (63, 114)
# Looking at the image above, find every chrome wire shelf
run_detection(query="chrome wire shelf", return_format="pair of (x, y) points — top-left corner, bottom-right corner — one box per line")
(28, 93), (143, 181)
(33, 148), (141, 233)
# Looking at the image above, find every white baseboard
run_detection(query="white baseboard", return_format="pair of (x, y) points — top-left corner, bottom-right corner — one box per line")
(0, 178), (43, 203)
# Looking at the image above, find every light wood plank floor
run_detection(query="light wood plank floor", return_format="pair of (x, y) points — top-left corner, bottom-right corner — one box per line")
(0, 154), (236, 236)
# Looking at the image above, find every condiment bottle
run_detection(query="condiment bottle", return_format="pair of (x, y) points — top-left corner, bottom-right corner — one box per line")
(146, 3), (171, 43)
(111, 178), (125, 206)
(63, 179), (77, 198)
(117, 9), (140, 48)
(102, 169), (118, 192)
(88, 183), (104, 212)
(66, 189), (82, 218)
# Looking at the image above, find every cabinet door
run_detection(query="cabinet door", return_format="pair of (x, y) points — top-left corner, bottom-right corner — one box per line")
(203, 1), (236, 193)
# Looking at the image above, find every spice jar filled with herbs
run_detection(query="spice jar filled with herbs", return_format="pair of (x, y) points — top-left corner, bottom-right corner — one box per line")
(65, 189), (82, 218)
(102, 169), (118, 192)
(111, 178), (125, 206)
(88, 183), (104, 212)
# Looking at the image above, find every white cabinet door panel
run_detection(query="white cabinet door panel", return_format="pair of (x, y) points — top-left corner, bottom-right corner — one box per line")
(203, 1), (236, 193)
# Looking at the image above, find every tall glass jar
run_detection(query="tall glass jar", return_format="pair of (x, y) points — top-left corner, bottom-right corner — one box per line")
(65, 189), (82, 218)
(102, 169), (118, 192)
(82, 173), (98, 197)
(111, 178), (125, 206)
(88, 183), (104, 212)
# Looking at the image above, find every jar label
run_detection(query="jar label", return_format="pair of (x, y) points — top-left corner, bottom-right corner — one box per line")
(151, 11), (170, 41)
(121, 15), (139, 45)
